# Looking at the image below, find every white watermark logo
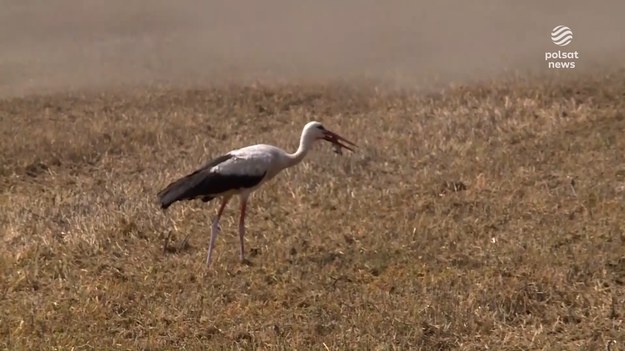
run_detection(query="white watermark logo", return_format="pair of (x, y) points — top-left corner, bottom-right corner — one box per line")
(545, 25), (578, 69)
(551, 25), (573, 46)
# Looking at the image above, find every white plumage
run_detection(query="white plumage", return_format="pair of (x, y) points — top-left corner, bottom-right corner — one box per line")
(157, 121), (356, 267)
(214, 145), (283, 178)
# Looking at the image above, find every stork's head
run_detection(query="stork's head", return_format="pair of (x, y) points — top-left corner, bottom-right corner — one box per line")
(303, 121), (356, 154)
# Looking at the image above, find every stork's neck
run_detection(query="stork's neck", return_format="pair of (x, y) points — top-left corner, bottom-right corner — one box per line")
(286, 131), (314, 168)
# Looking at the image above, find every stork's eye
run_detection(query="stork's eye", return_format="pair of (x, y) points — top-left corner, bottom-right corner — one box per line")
(316, 125), (325, 130)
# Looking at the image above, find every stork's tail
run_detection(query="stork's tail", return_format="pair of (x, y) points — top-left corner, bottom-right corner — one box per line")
(157, 178), (187, 209)
(157, 172), (212, 210)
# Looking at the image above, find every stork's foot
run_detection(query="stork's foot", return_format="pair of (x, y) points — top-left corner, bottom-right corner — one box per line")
(241, 257), (253, 266)
(179, 237), (190, 251)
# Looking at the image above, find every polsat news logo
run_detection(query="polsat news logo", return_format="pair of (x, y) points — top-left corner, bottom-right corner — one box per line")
(545, 25), (579, 69)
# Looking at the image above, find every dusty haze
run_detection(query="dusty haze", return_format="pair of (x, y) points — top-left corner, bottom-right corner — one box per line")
(1, 0), (624, 96)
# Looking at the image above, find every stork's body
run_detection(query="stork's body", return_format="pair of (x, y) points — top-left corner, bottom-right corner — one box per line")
(157, 121), (355, 267)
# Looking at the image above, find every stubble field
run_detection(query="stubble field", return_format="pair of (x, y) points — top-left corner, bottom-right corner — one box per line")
(1, 71), (625, 350)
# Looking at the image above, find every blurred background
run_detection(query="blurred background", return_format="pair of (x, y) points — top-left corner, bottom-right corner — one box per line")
(1, 0), (624, 96)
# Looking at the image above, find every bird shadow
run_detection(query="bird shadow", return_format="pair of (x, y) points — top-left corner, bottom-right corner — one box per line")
(162, 234), (194, 255)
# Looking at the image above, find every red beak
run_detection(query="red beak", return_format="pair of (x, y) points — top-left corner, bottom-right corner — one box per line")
(323, 130), (357, 152)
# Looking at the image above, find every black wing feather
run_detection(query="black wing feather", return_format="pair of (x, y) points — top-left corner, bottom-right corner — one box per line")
(157, 153), (266, 209)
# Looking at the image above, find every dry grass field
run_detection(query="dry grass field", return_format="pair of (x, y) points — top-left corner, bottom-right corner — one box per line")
(2, 70), (625, 350)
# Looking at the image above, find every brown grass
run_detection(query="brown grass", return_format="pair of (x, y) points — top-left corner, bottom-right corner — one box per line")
(1, 71), (625, 350)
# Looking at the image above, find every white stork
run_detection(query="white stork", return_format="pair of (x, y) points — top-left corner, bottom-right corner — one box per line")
(157, 121), (356, 267)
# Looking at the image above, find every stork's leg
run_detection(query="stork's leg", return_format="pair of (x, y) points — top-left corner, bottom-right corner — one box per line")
(206, 196), (231, 266)
(238, 199), (247, 262)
